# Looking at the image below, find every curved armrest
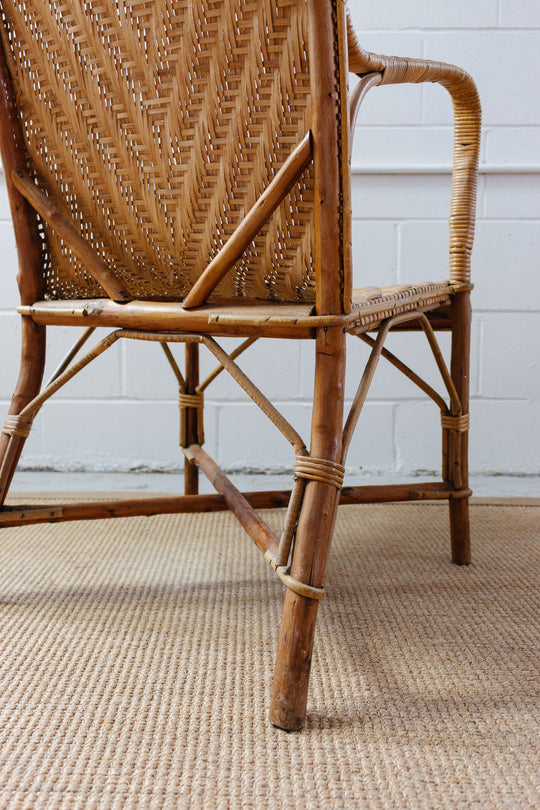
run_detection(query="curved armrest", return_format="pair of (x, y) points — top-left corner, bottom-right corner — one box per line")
(347, 17), (481, 287)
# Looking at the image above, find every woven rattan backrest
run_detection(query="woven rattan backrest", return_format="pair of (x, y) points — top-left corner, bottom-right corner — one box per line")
(0, 0), (316, 303)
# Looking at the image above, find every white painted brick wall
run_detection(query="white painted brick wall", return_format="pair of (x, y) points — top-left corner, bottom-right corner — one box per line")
(0, 1), (538, 478)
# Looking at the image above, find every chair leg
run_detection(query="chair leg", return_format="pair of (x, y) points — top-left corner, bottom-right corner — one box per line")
(0, 317), (46, 505)
(449, 496), (470, 565)
(183, 342), (200, 495)
(270, 326), (346, 730)
(270, 480), (341, 730)
(448, 291), (472, 565)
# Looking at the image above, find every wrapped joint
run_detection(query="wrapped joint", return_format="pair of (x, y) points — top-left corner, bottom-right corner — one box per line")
(1, 415), (33, 439)
(179, 392), (204, 446)
(441, 413), (469, 433)
(294, 455), (345, 489)
(178, 392), (204, 410)
(275, 566), (326, 600)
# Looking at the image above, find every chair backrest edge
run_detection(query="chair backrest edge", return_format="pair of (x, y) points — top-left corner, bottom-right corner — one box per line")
(0, 31), (44, 305)
(308, 0), (351, 316)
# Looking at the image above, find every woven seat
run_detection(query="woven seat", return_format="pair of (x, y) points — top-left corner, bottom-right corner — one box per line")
(0, 0), (480, 730)
(350, 281), (455, 330)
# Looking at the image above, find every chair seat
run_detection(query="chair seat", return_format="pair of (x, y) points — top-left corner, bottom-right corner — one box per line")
(349, 280), (453, 331)
(19, 281), (454, 339)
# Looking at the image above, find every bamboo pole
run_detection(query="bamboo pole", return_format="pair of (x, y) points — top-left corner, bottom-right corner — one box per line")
(418, 314), (461, 415)
(270, 0), (350, 731)
(19, 300), (317, 339)
(0, 38), (47, 506)
(0, 318), (46, 506)
(182, 135), (312, 309)
(0, 489), (295, 527)
(342, 320), (392, 463)
(448, 291), (472, 564)
(11, 170), (131, 303)
(16, 331), (121, 423)
(160, 344), (186, 388)
(0, 481), (469, 529)
(18, 289), (455, 338)
(197, 337), (258, 393)
(348, 73), (382, 158)
(184, 344), (200, 495)
(202, 336), (307, 455)
(340, 481), (470, 503)
(270, 325), (346, 731)
(358, 333), (448, 412)
(46, 327), (96, 386)
(185, 444), (279, 558)
(0, 36), (44, 307)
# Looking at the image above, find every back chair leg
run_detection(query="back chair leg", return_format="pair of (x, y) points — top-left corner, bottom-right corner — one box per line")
(0, 318), (46, 506)
(183, 342), (201, 496)
(270, 327), (346, 731)
(448, 291), (472, 565)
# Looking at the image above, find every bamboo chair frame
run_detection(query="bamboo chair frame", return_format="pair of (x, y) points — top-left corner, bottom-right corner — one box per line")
(0, 0), (480, 730)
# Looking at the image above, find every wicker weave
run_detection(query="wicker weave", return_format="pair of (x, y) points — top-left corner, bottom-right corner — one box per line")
(0, 0), (314, 303)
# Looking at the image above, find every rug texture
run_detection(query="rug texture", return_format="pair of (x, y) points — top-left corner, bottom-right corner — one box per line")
(0, 500), (538, 809)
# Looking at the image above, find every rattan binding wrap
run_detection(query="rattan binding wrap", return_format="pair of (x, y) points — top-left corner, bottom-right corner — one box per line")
(1, 415), (32, 438)
(179, 392), (204, 446)
(295, 455), (345, 489)
(0, 0), (315, 304)
(441, 413), (470, 433)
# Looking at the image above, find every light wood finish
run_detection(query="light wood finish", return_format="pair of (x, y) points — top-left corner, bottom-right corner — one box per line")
(0, 482), (472, 529)
(448, 292), (472, 564)
(0, 0), (315, 304)
(45, 327), (96, 387)
(183, 343), (201, 495)
(18, 299), (318, 340)
(0, 316), (45, 506)
(270, 328), (346, 730)
(17, 281), (454, 338)
(201, 335), (307, 456)
(184, 444), (279, 559)
(358, 333), (449, 412)
(342, 320), (392, 463)
(0, 31), (46, 505)
(12, 171), (131, 302)
(197, 338), (258, 393)
(0, 0), (480, 731)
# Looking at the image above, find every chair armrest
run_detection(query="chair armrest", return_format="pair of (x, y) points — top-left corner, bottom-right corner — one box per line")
(347, 16), (481, 287)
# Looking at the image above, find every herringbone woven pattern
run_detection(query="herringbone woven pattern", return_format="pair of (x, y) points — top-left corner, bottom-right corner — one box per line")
(0, 0), (314, 303)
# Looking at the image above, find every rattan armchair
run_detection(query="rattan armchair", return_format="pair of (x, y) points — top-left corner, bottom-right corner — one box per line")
(0, 0), (480, 730)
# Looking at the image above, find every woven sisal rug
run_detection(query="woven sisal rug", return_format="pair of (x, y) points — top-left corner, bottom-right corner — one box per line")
(0, 500), (538, 808)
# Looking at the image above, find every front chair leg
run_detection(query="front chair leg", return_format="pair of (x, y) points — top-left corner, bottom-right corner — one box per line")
(270, 479), (341, 730)
(448, 291), (472, 565)
(270, 325), (346, 730)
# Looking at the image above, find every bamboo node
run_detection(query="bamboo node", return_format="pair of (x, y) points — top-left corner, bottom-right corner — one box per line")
(275, 566), (326, 601)
(441, 413), (469, 433)
(1, 415), (33, 439)
(294, 456), (345, 490)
